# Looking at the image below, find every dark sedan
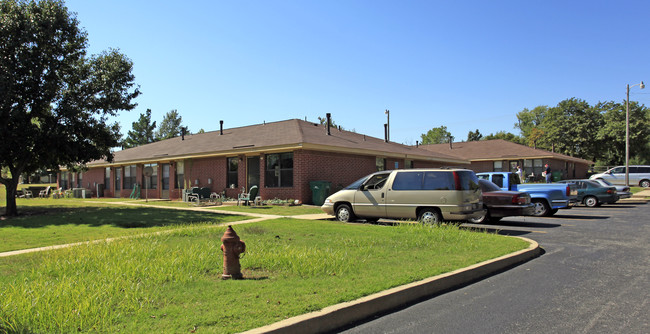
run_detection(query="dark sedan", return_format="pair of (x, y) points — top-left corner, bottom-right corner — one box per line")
(556, 179), (617, 207)
(469, 179), (535, 223)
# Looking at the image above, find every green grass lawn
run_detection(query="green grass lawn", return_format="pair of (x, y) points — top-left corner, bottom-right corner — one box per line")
(0, 219), (529, 333)
(0, 197), (250, 253)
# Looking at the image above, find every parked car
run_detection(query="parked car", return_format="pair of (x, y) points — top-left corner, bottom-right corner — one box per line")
(589, 165), (650, 187)
(468, 179), (535, 224)
(555, 179), (617, 207)
(476, 172), (578, 217)
(321, 168), (484, 224)
(591, 178), (632, 200)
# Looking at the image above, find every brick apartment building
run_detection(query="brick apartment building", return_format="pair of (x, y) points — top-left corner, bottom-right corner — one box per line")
(59, 119), (469, 204)
(420, 139), (593, 181)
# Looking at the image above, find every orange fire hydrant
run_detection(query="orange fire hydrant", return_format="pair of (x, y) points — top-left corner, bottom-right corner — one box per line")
(220, 225), (246, 279)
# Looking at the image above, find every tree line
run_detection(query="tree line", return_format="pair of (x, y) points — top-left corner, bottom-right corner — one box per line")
(121, 109), (205, 149)
(420, 98), (650, 166)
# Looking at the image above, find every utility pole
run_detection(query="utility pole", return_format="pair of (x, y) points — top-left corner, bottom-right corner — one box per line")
(385, 109), (390, 142)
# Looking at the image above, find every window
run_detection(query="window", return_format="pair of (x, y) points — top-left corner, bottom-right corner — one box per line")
(115, 167), (121, 191)
(533, 159), (544, 177)
(60, 172), (68, 189)
(523, 159), (533, 177)
(493, 161), (503, 172)
(392, 171), (477, 191)
(423, 171), (456, 190)
(492, 174), (504, 188)
(405, 160), (413, 169)
(143, 164), (158, 189)
(265, 152), (293, 187)
(363, 173), (390, 190)
(393, 172), (424, 190)
(175, 161), (184, 189)
(227, 157), (238, 188)
(77, 172), (83, 188)
(162, 164), (170, 190)
(610, 167), (624, 174)
(105, 168), (110, 190)
(376, 157), (386, 171)
(124, 165), (136, 190)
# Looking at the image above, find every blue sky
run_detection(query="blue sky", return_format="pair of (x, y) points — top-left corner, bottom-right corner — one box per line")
(65, 0), (650, 145)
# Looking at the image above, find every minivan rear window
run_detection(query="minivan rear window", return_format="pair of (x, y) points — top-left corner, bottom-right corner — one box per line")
(456, 170), (480, 191)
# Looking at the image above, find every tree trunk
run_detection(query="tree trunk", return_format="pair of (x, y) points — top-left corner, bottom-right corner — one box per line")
(3, 178), (19, 217)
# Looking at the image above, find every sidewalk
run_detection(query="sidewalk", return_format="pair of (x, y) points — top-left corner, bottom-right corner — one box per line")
(631, 189), (650, 198)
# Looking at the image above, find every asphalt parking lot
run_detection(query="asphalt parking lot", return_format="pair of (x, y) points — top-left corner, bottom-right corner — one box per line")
(340, 199), (650, 334)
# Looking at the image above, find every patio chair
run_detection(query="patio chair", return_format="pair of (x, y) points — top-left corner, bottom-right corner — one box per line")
(39, 186), (51, 198)
(23, 189), (34, 199)
(237, 185), (258, 206)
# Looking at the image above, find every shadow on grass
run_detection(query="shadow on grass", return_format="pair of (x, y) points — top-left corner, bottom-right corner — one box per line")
(0, 206), (236, 229)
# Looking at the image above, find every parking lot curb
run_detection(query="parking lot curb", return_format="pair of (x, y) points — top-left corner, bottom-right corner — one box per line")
(242, 237), (541, 334)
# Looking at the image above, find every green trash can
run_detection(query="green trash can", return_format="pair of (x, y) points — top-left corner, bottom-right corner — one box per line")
(309, 181), (331, 206)
(551, 171), (562, 182)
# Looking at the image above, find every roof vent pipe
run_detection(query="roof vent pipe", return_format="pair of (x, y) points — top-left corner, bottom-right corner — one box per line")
(416, 140), (419, 148)
(326, 113), (331, 135)
(220, 120), (224, 135)
(449, 136), (453, 149)
(384, 124), (388, 142)
(181, 127), (186, 140)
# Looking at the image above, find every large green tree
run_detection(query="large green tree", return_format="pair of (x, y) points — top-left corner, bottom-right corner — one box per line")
(420, 126), (453, 145)
(515, 105), (548, 148)
(0, 0), (140, 216)
(155, 109), (184, 140)
(122, 109), (156, 148)
(541, 98), (603, 160)
(595, 100), (650, 165)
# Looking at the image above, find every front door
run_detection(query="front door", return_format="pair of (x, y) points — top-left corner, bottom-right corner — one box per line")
(161, 163), (170, 199)
(114, 167), (122, 198)
(247, 157), (260, 190)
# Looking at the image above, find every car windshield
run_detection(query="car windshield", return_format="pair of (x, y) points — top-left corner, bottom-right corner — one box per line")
(344, 176), (369, 190)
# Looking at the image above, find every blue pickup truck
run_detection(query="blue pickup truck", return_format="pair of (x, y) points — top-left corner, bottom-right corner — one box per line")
(476, 172), (578, 217)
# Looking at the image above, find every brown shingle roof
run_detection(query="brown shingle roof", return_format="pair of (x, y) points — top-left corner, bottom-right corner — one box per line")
(420, 139), (593, 165)
(88, 119), (468, 166)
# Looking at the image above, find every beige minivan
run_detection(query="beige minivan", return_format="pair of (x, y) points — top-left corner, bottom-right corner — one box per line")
(321, 168), (484, 224)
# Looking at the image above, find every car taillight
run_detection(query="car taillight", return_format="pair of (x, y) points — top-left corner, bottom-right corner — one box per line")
(512, 194), (529, 205)
(566, 185), (570, 196)
(453, 171), (461, 190)
(607, 189), (614, 194)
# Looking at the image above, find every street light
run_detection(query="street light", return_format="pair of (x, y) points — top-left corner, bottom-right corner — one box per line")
(625, 81), (645, 186)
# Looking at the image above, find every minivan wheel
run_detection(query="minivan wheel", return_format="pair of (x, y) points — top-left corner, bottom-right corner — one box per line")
(531, 199), (550, 217)
(335, 204), (355, 222)
(640, 179), (650, 188)
(418, 209), (441, 225)
(584, 196), (598, 207)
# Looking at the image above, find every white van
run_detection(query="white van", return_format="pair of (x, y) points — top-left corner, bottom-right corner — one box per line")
(589, 165), (650, 187)
(321, 169), (484, 224)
